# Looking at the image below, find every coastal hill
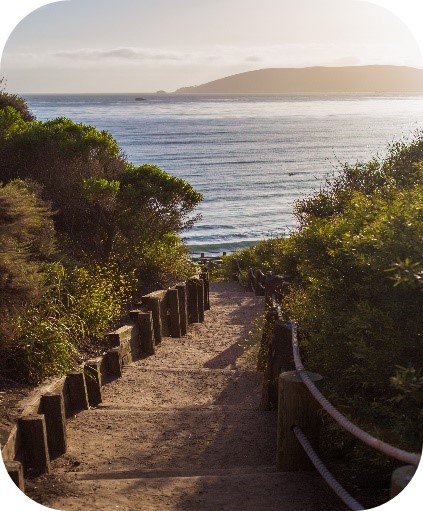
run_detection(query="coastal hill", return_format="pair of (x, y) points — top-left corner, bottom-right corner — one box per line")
(176, 65), (423, 94)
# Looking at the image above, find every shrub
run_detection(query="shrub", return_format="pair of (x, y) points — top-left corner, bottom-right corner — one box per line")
(230, 134), (423, 454)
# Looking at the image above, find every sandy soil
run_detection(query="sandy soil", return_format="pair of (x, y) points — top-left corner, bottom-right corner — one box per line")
(22, 282), (342, 511)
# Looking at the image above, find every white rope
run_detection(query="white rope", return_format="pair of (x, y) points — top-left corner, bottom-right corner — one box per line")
(290, 321), (421, 467)
(292, 426), (365, 511)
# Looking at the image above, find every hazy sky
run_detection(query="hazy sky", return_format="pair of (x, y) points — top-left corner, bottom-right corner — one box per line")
(1, 0), (422, 93)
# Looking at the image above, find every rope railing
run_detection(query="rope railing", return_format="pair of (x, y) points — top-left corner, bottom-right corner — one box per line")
(243, 265), (421, 506)
(290, 321), (421, 467)
(292, 426), (365, 511)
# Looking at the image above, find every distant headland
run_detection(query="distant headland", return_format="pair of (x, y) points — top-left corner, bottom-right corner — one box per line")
(175, 65), (423, 94)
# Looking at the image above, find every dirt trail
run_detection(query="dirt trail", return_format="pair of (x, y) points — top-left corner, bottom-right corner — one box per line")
(32, 282), (340, 511)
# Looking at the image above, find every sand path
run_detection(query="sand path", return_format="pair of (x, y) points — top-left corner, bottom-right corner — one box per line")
(35, 281), (340, 511)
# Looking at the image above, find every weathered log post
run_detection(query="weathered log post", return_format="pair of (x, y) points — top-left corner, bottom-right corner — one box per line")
(66, 370), (90, 412)
(138, 311), (155, 355)
(197, 278), (205, 322)
(168, 288), (181, 338)
(277, 370), (322, 471)
(40, 392), (67, 458)
(263, 320), (296, 410)
(142, 295), (163, 344)
(201, 272), (210, 310)
(84, 360), (103, 407)
(261, 320), (295, 410)
(390, 465), (416, 499)
(176, 283), (188, 335)
(187, 278), (200, 323)
(19, 415), (51, 476)
(105, 347), (122, 377)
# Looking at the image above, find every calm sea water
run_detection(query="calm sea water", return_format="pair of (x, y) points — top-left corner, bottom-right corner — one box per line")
(24, 93), (423, 255)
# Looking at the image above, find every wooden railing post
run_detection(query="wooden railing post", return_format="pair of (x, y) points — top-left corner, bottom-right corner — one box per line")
(277, 370), (323, 471)
(262, 320), (296, 410)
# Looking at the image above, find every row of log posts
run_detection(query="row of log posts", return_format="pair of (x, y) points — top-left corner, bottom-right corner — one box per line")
(8, 360), (104, 488)
(5, 273), (210, 491)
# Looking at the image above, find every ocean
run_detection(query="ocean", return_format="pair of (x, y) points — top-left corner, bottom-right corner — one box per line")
(23, 93), (423, 255)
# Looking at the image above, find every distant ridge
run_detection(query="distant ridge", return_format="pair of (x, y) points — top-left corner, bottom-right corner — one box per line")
(176, 66), (423, 94)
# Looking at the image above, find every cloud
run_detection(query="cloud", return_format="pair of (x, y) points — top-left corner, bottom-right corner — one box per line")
(53, 47), (189, 61)
(3, 42), (419, 73)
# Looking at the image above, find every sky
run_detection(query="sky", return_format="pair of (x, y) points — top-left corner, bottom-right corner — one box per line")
(0, 0), (423, 93)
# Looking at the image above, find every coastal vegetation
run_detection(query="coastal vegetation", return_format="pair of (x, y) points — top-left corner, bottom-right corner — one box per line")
(0, 91), (202, 384)
(226, 134), (423, 458)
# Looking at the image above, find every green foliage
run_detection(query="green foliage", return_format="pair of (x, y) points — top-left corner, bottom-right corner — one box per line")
(0, 110), (127, 258)
(131, 232), (197, 291)
(0, 81), (35, 122)
(0, 92), (203, 385)
(0, 180), (55, 346)
(5, 261), (136, 384)
(68, 261), (137, 338)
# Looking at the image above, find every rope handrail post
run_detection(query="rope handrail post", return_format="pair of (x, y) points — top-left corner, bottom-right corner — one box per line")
(277, 370), (323, 471)
(263, 321), (296, 410)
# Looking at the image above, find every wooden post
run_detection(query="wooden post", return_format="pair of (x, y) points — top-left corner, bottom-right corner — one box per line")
(5, 461), (25, 491)
(390, 465), (416, 499)
(176, 283), (188, 335)
(201, 272), (210, 311)
(231, 259), (239, 281)
(105, 347), (122, 377)
(168, 288), (181, 338)
(66, 371), (90, 411)
(84, 361), (103, 407)
(187, 279), (199, 323)
(267, 321), (296, 408)
(40, 392), (67, 458)
(197, 278), (205, 322)
(142, 296), (162, 344)
(19, 415), (51, 476)
(138, 311), (155, 354)
(277, 370), (322, 471)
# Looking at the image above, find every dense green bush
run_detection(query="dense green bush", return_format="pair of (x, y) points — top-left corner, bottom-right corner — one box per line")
(0, 92), (202, 384)
(6, 260), (137, 385)
(0, 179), (55, 346)
(231, 134), (423, 454)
